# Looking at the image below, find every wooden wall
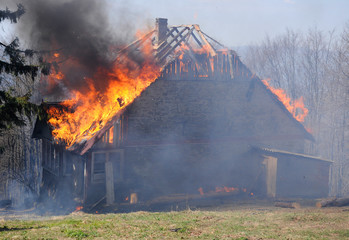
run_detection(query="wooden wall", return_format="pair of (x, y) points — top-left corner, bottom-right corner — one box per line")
(276, 156), (330, 198)
(106, 77), (311, 199)
(124, 78), (308, 151)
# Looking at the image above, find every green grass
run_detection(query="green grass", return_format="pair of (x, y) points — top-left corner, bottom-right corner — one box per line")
(0, 206), (348, 239)
(65, 229), (89, 239)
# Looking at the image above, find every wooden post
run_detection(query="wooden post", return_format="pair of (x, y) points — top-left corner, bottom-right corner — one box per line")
(105, 160), (115, 205)
(130, 193), (138, 204)
(171, 61), (176, 78)
(83, 159), (88, 203)
(263, 155), (278, 198)
(228, 51), (234, 79)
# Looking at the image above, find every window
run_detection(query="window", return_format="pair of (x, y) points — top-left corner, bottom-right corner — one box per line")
(109, 151), (123, 182)
(63, 151), (74, 176)
(101, 126), (114, 144)
(98, 118), (125, 147)
(42, 139), (60, 176)
(91, 152), (106, 183)
(91, 150), (124, 183)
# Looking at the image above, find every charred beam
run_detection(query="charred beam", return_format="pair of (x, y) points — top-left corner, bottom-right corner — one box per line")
(158, 27), (193, 63)
(193, 25), (216, 57)
(316, 197), (349, 208)
(155, 27), (190, 60)
(190, 32), (203, 48)
(156, 27), (177, 52)
(201, 31), (227, 48)
(117, 30), (155, 56)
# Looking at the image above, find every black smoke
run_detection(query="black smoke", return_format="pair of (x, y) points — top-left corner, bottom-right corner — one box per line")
(17, 0), (133, 97)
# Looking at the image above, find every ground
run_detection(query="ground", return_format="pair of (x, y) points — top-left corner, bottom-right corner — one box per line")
(0, 201), (348, 239)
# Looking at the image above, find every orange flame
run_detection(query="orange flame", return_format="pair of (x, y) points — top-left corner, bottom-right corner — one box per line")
(52, 72), (64, 80)
(74, 206), (83, 212)
(262, 79), (308, 122)
(215, 186), (238, 193)
(198, 186), (238, 195)
(198, 187), (204, 196)
(176, 43), (211, 57)
(305, 127), (313, 134)
(47, 36), (161, 148)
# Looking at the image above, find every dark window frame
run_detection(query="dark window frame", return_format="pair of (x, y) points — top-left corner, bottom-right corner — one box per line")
(91, 149), (124, 184)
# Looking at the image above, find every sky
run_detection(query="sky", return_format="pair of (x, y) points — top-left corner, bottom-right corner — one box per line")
(109, 0), (349, 47)
(1, 0), (349, 48)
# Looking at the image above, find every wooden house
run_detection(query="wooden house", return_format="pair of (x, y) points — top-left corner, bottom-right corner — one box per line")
(32, 18), (332, 207)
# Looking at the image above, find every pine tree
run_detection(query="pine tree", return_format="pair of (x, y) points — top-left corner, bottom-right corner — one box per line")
(0, 4), (40, 130)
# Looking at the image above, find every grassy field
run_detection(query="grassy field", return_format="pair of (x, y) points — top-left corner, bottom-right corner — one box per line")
(0, 204), (348, 239)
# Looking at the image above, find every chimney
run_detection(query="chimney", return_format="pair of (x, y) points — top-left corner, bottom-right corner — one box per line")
(155, 18), (168, 45)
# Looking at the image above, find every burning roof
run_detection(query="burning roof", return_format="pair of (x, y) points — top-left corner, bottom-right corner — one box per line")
(44, 18), (312, 155)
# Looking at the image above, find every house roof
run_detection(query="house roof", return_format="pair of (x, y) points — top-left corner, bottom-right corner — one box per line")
(253, 78), (314, 142)
(252, 146), (333, 163)
(118, 22), (230, 67)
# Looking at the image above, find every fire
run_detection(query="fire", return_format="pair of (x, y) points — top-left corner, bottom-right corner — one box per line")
(198, 187), (204, 196)
(305, 127), (313, 134)
(215, 186), (238, 193)
(47, 35), (161, 148)
(262, 79), (308, 122)
(176, 42), (213, 58)
(51, 72), (64, 80)
(198, 186), (239, 195)
(74, 206), (83, 212)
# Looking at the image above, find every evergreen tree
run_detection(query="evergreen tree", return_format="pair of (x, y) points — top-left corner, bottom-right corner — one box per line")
(0, 4), (42, 130)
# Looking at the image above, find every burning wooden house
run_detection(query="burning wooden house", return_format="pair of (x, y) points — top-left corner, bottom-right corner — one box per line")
(32, 18), (332, 208)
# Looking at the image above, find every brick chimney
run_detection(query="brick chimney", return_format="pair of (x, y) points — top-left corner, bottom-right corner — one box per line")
(155, 18), (168, 45)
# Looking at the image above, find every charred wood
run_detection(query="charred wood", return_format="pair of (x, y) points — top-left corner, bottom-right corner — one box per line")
(316, 197), (349, 208)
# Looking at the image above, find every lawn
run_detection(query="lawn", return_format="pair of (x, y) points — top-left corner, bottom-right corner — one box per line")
(0, 204), (348, 239)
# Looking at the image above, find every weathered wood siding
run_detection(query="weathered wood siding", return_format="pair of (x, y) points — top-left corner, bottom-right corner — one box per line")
(114, 78), (310, 199)
(276, 157), (330, 198)
(125, 78), (308, 148)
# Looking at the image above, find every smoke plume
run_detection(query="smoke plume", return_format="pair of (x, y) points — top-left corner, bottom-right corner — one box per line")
(17, 0), (134, 97)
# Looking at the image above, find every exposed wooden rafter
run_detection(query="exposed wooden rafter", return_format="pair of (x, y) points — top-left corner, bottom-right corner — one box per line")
(117, 23), (228, 72)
